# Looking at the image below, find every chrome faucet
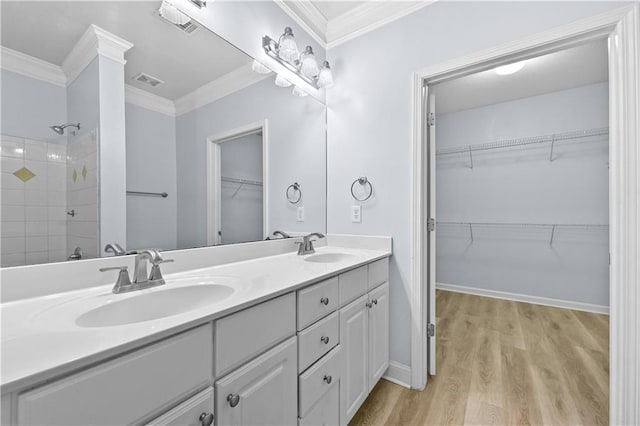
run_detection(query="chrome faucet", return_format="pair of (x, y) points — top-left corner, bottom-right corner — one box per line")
(104, 243), (125, 256)
(272, 230), (291, 239)
(68, 246), (83, 260)
(296, 232), (325, 255)
(100, 249), (174, 294)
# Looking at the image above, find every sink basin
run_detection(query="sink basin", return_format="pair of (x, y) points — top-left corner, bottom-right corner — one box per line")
(76, 284), (234, 327)
(304, 253), (358, 263)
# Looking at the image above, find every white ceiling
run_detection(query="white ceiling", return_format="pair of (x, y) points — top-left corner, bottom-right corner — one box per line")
(311, 1), (367, 20)
(432, 39), (609, 114)
(0, 1), (252, 100)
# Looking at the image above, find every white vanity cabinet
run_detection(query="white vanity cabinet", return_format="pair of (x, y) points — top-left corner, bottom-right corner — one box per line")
(339, 259), (389, 426)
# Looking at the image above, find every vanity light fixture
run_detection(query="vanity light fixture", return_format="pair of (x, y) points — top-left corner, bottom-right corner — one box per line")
(292, 85), (308, 97)
(251, 59), (272, 74)
(275, 74), (293, 88)
(158, 0), (190, 25)
(261, 28), (334, 93)
(494, 60), (526, 75)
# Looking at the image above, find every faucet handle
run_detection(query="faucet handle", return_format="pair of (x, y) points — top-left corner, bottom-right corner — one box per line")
(100, 266), (132, 292)
(149, 259), (174, 282)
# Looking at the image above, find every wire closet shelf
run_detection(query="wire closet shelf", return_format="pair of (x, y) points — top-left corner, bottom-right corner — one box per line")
(436, 126), (609, 157)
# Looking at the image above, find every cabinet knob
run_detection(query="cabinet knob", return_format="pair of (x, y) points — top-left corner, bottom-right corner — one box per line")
(320, 335), (330, 344)
(227, 393), (240, 407)
(320, 297), (329, 305)
(323, 375), (332, 384)
(199, 412), (214, 426)
(372, 299), (378, 305)
(366, 302), (373, 309)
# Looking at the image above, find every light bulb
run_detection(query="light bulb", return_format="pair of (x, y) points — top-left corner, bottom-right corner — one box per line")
(275, 74), (292, 87)
(251, 59), (272, 74)
(278, 27), (299, 64)
(494, 61), (526, 75)
(317, 61), (334, 89)
(292, 86), (308, 97)
(299, 46), (319, 78)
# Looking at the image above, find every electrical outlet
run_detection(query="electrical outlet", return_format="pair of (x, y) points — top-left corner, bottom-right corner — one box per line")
(297, 206), (305, 222)
(351, 205), (362, 223)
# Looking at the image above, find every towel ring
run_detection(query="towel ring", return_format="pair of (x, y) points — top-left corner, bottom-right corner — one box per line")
(351, 176), (373, 202)
(286, 182), (302, 204)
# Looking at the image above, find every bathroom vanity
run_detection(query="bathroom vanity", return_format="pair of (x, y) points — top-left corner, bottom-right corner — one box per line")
(1, 241), (391, 426)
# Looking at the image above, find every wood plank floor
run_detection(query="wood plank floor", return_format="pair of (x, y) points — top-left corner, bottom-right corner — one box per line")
(350, 290), (609, 426)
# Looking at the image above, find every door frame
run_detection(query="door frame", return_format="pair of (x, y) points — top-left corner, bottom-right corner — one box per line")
(409, 5), (639, 423)
(206, 120), (269, 245)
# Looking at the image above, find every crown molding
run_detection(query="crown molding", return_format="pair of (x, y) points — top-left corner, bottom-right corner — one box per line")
(273, 0), (327, 47)
(125, 85), (177, 117)
(326, 1), (437, 48)
(175, 63), (272, 116)
(63, 24), (133, 84)
(0, 46), (67, 87)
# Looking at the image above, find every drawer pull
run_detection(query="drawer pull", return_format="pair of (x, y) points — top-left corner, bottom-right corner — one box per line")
(227, 393), (240, 407)
(199, 412), (214, 426)
(320, 297), (329, 305)
(323, 374), (332, 384)
(320, 335), (330, 344)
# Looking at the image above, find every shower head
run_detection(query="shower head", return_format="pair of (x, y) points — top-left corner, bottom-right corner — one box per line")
(50, 123), (80, 135)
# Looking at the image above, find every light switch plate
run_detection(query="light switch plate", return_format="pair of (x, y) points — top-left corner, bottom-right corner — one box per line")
(351, 205), (362, 223)
(297, 207), (305, 222)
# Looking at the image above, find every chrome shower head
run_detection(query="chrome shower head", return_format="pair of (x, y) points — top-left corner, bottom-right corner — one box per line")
(50, 123), (80, 135)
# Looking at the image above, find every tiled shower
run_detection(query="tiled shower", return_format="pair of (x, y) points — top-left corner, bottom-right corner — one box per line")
(0, 131), (98, 267)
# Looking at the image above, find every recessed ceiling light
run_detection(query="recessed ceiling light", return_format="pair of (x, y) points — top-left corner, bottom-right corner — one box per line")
(494, 61), (526, 76)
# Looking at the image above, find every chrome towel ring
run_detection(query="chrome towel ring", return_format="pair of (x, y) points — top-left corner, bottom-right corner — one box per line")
(351, 176), (373, 201)
(286, 182), (302, 204)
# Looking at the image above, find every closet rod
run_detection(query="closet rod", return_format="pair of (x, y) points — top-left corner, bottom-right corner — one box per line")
(436, 127), (608, 156)
(221, 176), (263, 186)
(126, 190), (168, 198)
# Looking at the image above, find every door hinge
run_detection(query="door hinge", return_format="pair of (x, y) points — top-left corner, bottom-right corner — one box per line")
(427, 323), (435, 337)
(427, 218), (435, 232)
(427, 113), (435, 127)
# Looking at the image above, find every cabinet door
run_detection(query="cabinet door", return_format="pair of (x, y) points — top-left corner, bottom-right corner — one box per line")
(368, 283), (389, 392)
(216, 336), (297, 426)
(338, 294), (368, 426)
(146, 387), (214, 426)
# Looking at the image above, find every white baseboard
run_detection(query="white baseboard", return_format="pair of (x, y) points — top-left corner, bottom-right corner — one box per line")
(382, 360), (411, 388)
(436, 282), (609, 315)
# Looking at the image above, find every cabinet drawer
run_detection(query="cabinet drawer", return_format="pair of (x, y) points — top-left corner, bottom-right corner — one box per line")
(216, 337), (298, 426)
(297, 277), (339, 331)
(298, 311), (339, 372)
(368, 258), (389, 290)
(338, 266), (367, 306)
(17, 324), (212, 426)
(298, 382), (339, 426)
(299, 345), (341, 417)
(215, 293), (296, 376)
(146, 387), (214, 426)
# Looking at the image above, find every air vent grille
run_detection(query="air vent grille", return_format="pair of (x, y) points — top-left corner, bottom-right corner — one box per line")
(133, 72), (165, 87)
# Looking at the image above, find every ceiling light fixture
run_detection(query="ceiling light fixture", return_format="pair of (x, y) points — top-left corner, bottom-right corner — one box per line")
(260, 28), (334, 94)
(494, 61), (526, 76)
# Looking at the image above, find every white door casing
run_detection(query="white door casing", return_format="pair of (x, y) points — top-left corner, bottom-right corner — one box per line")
(410, 8), (640, 425)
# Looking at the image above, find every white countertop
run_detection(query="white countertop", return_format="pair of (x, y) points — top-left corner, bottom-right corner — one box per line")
(1, 245), (390, 393)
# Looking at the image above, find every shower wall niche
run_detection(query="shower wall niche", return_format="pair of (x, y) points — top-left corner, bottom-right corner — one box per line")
(0, 131), (98, 267)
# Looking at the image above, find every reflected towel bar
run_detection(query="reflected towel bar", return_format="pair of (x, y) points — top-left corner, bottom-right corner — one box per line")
(126, 191), (168, 198)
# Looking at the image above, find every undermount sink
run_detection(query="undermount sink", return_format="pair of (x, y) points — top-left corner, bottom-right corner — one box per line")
(304, 253), (358, 263)
(76, 284), (234, 328)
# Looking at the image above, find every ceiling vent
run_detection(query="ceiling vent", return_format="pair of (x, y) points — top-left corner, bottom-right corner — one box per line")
(133, 72), (165, 87)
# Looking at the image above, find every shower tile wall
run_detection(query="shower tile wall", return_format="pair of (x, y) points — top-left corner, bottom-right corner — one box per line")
(1, 135), (68, 267)
(66, 130), (99, 259)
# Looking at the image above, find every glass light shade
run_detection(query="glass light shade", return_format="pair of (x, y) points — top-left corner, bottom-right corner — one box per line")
(275, 74), (292, 88)
(317, 61), (334, 89)
(299, 46), (319, 78)
(292, 86), (308, 97)
(251, 59), (272, 74)
(158, 1), (190, 25)
(494, 61), (526, 75)
(278, 27), (299, 64)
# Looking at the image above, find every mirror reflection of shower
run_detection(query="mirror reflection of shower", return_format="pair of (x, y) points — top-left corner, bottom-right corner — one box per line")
(50, 123), (80, 135)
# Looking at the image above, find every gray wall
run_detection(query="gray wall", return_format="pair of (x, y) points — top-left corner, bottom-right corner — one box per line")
(220, 133), (263, 244)
(1, 70), (67, 141)
(176, 76), (326, 249)
(125, 103), (177, 251)
(436, 83), (609, 306)
(326, 1), (624, 366)
(66, 57), (99, 141)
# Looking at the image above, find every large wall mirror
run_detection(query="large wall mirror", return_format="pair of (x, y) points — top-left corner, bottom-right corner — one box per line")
(0, 1), (327, 267)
